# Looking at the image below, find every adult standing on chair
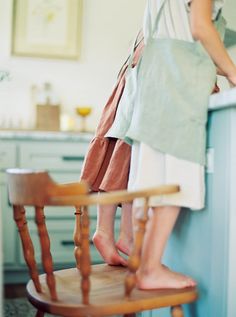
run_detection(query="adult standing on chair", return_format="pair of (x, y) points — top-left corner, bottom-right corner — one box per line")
(107, 0), (236, 288)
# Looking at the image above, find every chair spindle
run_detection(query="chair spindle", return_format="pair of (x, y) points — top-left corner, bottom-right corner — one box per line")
(35, 206), (57, 301)
(73, 206), (83, 269)
(80, 206), (91, 305)
(125, 198), (149, 298)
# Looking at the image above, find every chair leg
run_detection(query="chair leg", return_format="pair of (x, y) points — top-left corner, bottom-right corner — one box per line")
(171, 305), (184, 317)
(35, 310), (44, 317)
(125, 199), (149, 298)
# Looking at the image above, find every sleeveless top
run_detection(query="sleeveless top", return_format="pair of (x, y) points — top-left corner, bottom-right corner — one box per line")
(144, 0), (225, 43)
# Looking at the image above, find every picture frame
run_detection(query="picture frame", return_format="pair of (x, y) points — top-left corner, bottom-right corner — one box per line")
(12, 0), (83, 60)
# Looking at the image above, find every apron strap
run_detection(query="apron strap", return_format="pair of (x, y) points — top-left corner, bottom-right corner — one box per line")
(146, 0), (167, 40)
(117, 29), (144, 79)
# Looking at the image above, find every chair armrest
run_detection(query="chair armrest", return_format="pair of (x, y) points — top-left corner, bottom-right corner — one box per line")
(49, 184), (180, 206)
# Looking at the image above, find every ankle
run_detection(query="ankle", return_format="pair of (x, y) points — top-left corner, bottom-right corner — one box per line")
(139, 263), (163, 276)
(118, 232), (133, 244)
(94, 228), (114, 239)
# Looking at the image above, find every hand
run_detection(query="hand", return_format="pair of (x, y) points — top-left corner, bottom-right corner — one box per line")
(212, 82), (220, 93)
(227, 75), (236, 87)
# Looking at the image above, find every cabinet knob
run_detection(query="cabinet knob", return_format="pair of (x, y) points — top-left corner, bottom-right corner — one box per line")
(61, 240), (93, 246)
(62, 156), (84, 161)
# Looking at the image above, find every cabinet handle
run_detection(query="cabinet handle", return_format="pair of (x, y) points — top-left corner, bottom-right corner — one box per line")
(62, 156), (84, 161)
(61, 240), (93, 246)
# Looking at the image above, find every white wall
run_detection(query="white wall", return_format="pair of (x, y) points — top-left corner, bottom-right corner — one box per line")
(0, 0), (146, 130)
(0, 0), (236, 130)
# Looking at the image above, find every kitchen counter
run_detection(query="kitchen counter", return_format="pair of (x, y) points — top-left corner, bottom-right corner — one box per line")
(0, 130), (94, 142)
(209, 86), (236, 110)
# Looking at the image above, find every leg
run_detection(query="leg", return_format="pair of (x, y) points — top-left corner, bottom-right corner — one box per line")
(137, 206), (196, 289)
(35, 310), (44, 317)
(93, 203), (127, 266)
(116, 202), (133, 256)
(171, 305), (184, 317)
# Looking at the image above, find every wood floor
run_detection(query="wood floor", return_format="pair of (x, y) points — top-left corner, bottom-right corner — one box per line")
(4, 284), (27, 299)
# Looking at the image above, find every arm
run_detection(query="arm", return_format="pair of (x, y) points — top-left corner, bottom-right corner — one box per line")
(189, 0), (236, 86)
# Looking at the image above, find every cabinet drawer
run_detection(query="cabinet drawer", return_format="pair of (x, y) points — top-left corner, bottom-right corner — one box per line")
(0, 142), (16, 171)
(50, 172), (81, 183)
(24, 171), (97, 219)
(19, 141), (89, 171)
(19, 219), (104, 265)
(25, 204), (97, 220)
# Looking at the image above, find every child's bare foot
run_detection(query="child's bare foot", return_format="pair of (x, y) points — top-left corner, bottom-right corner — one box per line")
(93, 231), (127, 266)
(116, 236), (133, 256)
(137, 265), (197, 289)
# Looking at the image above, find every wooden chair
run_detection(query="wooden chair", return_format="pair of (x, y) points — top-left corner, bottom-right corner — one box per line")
(6, 168), (198, 317)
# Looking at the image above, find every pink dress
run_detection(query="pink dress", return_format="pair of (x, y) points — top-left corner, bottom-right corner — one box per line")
(80, 38), (144, 192)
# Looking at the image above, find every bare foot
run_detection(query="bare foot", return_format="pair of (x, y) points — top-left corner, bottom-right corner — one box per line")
(137, 265), (197, 289)
(116, 236), (133, 256)
(93, 231), (127, 266)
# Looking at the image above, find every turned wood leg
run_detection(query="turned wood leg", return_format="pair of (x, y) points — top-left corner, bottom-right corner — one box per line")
(74, 206), (83, 269)
(171, 305), (184, 317)
(13, 205), (41, 293)
(80, 206), (91, 305)
(35, 206), (57, 301)
(35, 309), (45, 317)
(125, 198), (149, 298)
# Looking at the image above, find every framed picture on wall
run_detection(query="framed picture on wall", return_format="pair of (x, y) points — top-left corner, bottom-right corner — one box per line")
(12, 0), (83, 59)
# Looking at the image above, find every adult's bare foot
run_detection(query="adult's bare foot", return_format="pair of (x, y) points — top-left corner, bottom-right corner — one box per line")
(137, 265), (197, 290)
(93, 231), (127, 266)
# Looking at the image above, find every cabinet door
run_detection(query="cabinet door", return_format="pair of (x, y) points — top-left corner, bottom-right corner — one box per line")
(0, 143), (17, 267)
(19, 141), (89, 171)
(18, 205), (121, 267)
(0, 182), (16, 265)
(0, 142), (16, 171)
(18, 219), (105, 265)
(24, 172), (97, 219)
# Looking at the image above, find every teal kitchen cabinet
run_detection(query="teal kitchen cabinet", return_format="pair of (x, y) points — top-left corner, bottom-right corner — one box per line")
(0, 131), (121, 284)
(0, 141), (17, 266)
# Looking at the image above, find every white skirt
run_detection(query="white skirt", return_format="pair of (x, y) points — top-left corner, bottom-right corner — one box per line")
(128, 142), (205, 210)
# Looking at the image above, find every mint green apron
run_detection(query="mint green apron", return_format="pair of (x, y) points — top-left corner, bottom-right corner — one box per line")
(107, 0), (226, 165)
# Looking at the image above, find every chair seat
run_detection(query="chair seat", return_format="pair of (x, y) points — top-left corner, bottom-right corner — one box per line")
(27, 264), (198, 316)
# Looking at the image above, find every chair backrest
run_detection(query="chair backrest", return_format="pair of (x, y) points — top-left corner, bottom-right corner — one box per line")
(7, 168), (90, 302)
(6, 168), (180, 305)
(7, 168), (89, 206)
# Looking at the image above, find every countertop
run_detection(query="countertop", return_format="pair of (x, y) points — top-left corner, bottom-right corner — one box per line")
(0, 130), (94, 142)
(209, 87), (236, 111)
